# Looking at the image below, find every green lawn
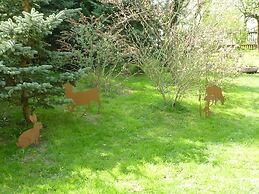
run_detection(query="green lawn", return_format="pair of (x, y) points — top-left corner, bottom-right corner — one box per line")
(0, 74), (258, 193)
(240, 50), (259, 67)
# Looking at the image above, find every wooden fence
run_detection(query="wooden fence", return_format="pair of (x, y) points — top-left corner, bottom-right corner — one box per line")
(226, 31), (258, 50)
(248, 32), (257, 43)
(225, 44), (258, 50)
(240, 44), (257, 50)
(242, 31), (258, 50)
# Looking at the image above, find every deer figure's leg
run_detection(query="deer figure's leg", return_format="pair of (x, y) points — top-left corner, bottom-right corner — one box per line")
(97, 100), (102, 113)
(220, 96), (225, 105)
(68, 104), (76, 112)
(67, 104), (72, 112)
(209, 97), (213, 105)
(208, 108), (212, 117)
(35, 137), (39, 145)
(81, 104), (90, 117)
(207, 109), (211, 117)
(203, 107), (207, 117)
(87, 104), (91, 111)
(213, 96), (219, 105)
(206, 107), (209, 117)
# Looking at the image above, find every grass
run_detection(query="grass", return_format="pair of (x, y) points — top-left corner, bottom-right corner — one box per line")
(0, 74), (259, 193)
(240, 50), (259, 67)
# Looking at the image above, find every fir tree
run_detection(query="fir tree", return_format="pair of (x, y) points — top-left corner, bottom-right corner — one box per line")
(0, 3), (83, 123)
(1, 0), (115, 20)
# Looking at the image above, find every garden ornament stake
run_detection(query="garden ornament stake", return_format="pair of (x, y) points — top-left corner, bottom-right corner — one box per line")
(64, 83), (101, 112)
(17, 113), (43, 148)
(203, 84), (224, 117)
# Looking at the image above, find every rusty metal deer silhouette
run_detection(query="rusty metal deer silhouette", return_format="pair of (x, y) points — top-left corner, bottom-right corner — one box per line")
(203, 85), (224, 117)
(204, 85), (224, 105)
(17, 113), (43, 148)
(64, 83), (101, 112)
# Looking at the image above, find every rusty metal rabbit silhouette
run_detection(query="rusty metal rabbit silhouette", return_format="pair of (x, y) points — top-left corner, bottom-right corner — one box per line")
(17, 113), (43, 148)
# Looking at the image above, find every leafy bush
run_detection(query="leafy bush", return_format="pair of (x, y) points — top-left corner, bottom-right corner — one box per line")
(119, 2), (239, 107)
(59, 14), (129, 93)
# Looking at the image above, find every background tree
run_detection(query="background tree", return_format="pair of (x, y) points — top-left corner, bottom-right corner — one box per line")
(120, 1), (239, 107)
(0, 0), (125, 124)
(239, 0), (259, 49)
(1, 0), (117, 49)
(0, 2), (82, 123)
(196, 0), (248, 45)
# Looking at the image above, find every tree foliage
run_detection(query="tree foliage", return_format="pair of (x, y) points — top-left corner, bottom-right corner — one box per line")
(0, 8), (83, 122)
(119, 2), (239, 107)
(239, 0), (259, 19)
(238, 0), (259, 48)
(59, 14), (128, 92)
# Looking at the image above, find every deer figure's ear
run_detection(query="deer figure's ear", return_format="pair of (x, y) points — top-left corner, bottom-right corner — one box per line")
(29, 113), (37, 123)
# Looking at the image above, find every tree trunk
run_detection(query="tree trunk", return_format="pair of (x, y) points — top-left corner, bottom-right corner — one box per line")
(21, 90), (31, 123)
(20, 0), (32, 123)
(194, 0), (202, 22)
(20, 56), (31, 123)
(22, 0), (31, 12)
(172, 94), (179, 107)
(161, 92), (167, 105)
(199, 93), (202, 117)
(257, 18), (259, 50)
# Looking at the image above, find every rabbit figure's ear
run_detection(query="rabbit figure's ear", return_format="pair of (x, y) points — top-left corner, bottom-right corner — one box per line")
(29, 113), (37, 123)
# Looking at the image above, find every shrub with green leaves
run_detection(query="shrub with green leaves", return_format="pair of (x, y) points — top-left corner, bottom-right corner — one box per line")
(59, 14), (128, 93)
(121, 2), (239, 107)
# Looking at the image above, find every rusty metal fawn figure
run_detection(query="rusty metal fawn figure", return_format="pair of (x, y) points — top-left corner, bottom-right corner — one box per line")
(17, 113), (43, 148)
(203, 101), (212, 117)
(64, 83), (101, 113)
